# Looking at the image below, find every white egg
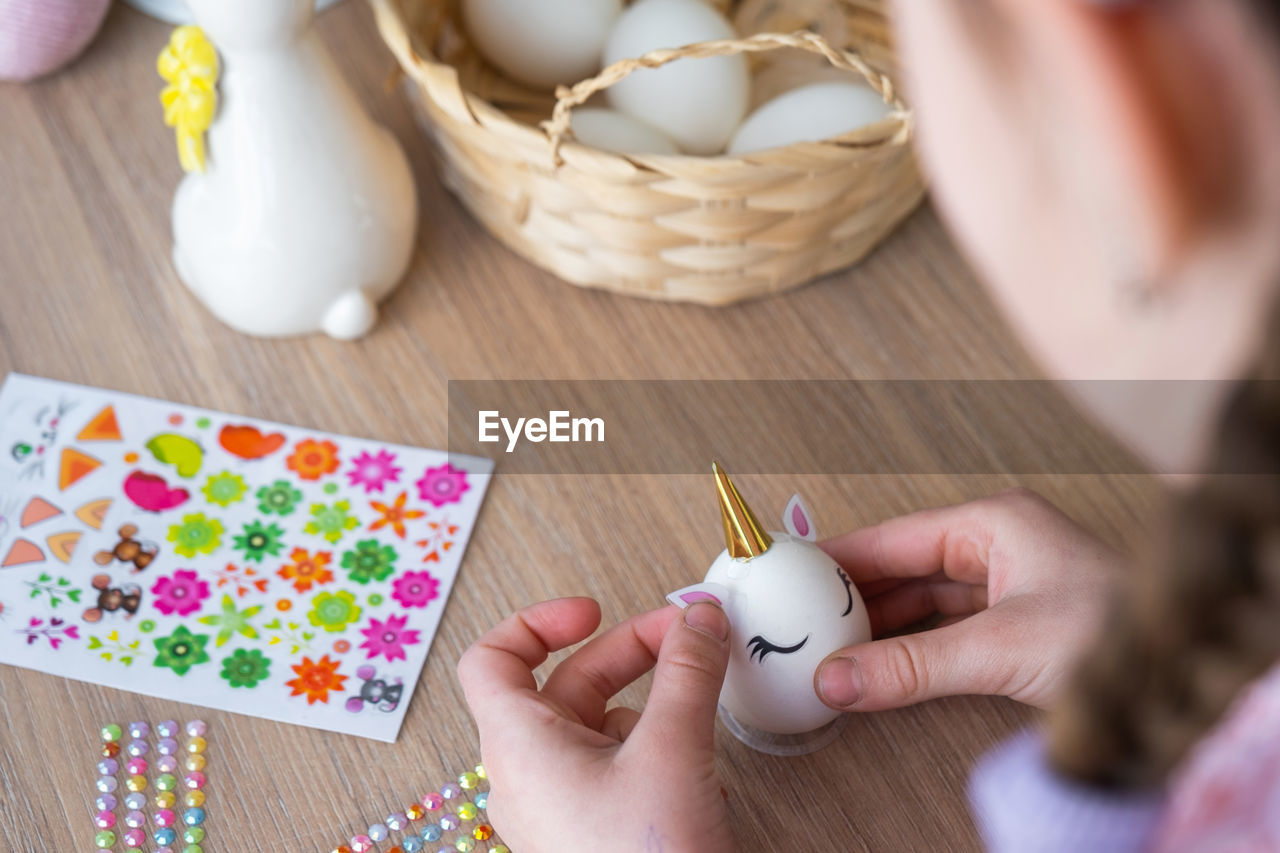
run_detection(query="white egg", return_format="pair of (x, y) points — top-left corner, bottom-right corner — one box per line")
(727, 81), (894, 155)
(603, 0), (749, 155)
(569, 107), (681, 155)
(463, 0), (623, 90)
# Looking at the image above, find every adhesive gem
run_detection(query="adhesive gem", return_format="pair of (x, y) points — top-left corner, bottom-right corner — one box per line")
(157, 720), (180, 738)
(95, 794), (117, 812)
(155, 774), (177, 792)
(155, 791), (177, 809)
(350, 836), (373, 853)
(182, 845), (203, 853)
(406, 803), (426, 821)
(158, 756), (180, 774)
(491, 846), (510, 853)
(368, 823), (389, 841)
(101, 724), (123, 743)
(97, 759), (118, 776)
(186, 736), (207, 754)
(421, 824), (442, 842)
(127, 739), (149, 757)
(128, 721), (150, 739)
(183, 807), (206, 827)
(158, 738), (179, 755)
(183, 827), (205, 844)
(403, 839), (423, 853)
(455, 802), (477, 822)
(454, 838), (475, 853)
(185, 720), (207, 738)
(155, 828), (177, 845)
(126, 775), (148, 793)
(102, 742), (121, 758)
(439, 814), (460, 832)
(185, 754), (207, 772)
(94, 830), (116, 848)
(96, 776), (118, 793)
(440, 783), (462, 800)
(184, 790), (206, 808)
(457, 771), (479, 790)
(473, 792), (488, 810)
(125, 792), (147, 810)
(473, 825), (494, 841)
(474, 764), (486, 779)
(124, 829), (147, 848)
(94, 810), (116, 829)
(154, 809), (176, 828)
(125, 810), (147, 828)
(184, 771), (206, 790)
(422, 792), (443, 811)
(331, 847), (353, 853)
(127, 758), (148, 776)
(386, 813), (409, 831)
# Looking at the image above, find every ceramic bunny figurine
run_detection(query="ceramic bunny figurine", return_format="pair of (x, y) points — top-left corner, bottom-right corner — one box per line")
(169, 0), (417, 340)
(668, 463), (872, 746)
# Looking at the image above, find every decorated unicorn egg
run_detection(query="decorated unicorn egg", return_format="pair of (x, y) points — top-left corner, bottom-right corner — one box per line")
(668, 463), (871, 741)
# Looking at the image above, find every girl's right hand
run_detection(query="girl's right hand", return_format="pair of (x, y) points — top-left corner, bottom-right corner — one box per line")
(815, 488), (1123, 712)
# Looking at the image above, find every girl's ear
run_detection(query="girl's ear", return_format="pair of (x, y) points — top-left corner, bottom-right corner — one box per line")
(666, 582), (731, 609)
(783, 494), (817, 541)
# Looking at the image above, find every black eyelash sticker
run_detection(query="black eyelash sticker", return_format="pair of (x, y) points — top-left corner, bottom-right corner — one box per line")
(747, 634), (809, 663)
(837, 567), (853, 617)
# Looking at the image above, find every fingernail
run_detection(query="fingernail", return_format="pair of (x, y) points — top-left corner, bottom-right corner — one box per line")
(683, 601), (729, 642)
(817, 657), (863, 708)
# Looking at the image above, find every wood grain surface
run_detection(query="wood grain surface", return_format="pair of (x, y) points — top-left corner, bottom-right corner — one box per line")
(0, 3), (1166, 851)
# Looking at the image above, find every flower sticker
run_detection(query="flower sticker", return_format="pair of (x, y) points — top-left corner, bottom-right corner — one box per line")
(286, 438), (340, 481)
(150, 569), (210, 617)
(368, 491), (423, 540)
(307, 590), (362, 634)
(277, 548), (334, 594)
(340, 539), (397, 585)
(220, 648), (271, 688)
(286, 655), (347, 704)
(305, 500), (359, 544)
(415, 463), (470, 508)
(256, 480), (302, 517)
(197, 594), (263, 646)
(152, 625), (210, 676)
(233, 520), (285, 564)
(359, 614), (421, 663)
(391, 570), (439, 609)
(200, 471), (247, 507)
(347, 449), (402, 494)
(167, 513), (224, 558)
(18, 616), (80, 649)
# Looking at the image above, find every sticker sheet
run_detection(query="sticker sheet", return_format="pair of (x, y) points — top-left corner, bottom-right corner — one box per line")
(0, 374), (492, 742)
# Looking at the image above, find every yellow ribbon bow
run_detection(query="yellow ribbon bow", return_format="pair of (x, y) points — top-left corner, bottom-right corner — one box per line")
(157, 26), (219, 174)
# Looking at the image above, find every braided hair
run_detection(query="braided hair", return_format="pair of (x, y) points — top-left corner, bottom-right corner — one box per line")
(1046, 292), (1280, 788)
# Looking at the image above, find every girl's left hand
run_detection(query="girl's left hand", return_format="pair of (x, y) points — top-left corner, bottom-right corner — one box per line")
(457, 597), (736, 853)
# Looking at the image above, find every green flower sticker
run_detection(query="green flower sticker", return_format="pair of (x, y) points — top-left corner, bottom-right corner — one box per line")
(233, 520), (285, 563)
(152, 625), (210, 676)
(167, 513), (224, 558)
(220, 648), (271, 688)
(307, 590), (362, 633)
(340, 539), (397, 585)
(197, 594), (263, 647)
(201, 471), (247, 507)
(256, 480), (302, 517)
(305, 500), (359, 544)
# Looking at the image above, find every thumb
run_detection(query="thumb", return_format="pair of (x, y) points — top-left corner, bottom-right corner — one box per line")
(816, 617), (1007, 712)
(631, 602), (731, 756)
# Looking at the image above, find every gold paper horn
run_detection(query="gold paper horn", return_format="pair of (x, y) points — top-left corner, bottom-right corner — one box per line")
(713, 461), (772, 559)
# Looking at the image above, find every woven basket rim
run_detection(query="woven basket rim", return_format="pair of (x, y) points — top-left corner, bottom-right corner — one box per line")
(372, 0), (914, 171)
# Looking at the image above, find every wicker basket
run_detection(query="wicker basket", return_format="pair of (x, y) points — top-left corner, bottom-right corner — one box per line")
(373, 0), (924, 305)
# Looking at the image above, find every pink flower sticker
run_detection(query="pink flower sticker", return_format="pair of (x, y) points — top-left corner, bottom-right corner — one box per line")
(415, 463), (469, 508)
(150, 569), (210, 616)
(358, 614), (421, 663)
(347, 449), (402, 494)
(390, 570), (439, 609)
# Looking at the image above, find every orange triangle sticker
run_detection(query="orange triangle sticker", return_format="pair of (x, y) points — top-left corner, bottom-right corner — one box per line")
(59, 448), (102, 491)
(46, 531), (82, 563)
(20, 496), (62, 528)
(1, 538), (44, 568)
(77, 405), (122, 442)
(75, 498), (112, 530)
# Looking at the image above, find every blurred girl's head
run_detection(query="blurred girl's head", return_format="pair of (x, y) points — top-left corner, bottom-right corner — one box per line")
(893, 0), (1280, 468)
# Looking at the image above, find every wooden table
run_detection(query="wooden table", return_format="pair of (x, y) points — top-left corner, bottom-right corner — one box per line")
(0, 3), (1164, 851)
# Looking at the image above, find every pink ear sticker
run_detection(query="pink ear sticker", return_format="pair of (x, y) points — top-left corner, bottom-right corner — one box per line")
(783, 494), (817, 541)
(665, 582), (731, 610)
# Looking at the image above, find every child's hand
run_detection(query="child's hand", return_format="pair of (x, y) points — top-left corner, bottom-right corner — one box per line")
(816, 488), (1121, 712)
(458, 597), (736, 853)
